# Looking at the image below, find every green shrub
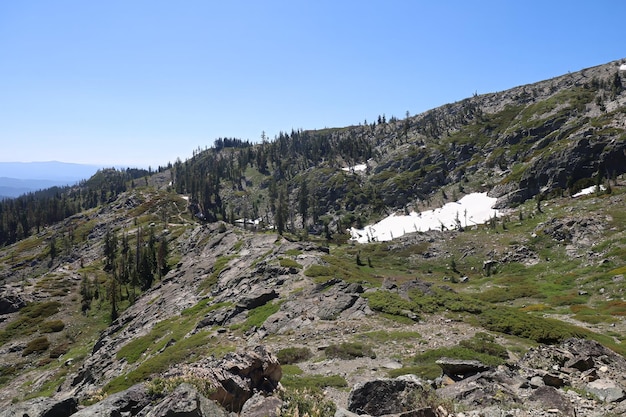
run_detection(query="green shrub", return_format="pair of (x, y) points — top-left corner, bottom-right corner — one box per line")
(363, 291), (419, 320)
(276, 347), (313, 364)
(458, 332), (508, 359)
(0, 301), (62, 346)
(304, 265), (332, 278)
(478, 307), (586, 344)
(40, 320), (65, 333)
(325, 342), (376, 360)
(234, 301), (281, 332)
(49, 343), (70, 359)
(23, 337), (50, 356)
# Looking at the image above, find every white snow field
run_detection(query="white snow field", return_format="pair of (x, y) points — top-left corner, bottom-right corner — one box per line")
(341, 163), (367, 172)
(572, 184), (606, 197)
(350, 192), (501, 243)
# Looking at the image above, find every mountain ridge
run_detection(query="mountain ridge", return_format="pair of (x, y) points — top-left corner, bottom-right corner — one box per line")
(1, 58), (626, 416)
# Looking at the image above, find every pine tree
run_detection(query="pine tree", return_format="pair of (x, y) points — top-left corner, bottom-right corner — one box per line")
(298, 178), (309, 229)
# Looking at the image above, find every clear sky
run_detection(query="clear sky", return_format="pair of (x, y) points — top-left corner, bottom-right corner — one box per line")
(1, 1), (624, 168)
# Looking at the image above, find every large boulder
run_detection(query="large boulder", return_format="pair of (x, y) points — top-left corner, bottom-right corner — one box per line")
(0, 396), (77, 417)
(435, 358), (490, 380)
(347, 375), (426, 416)
(586, 379), (626, 403)
(528, 386), (575, 416)
(0, 292), (26, 315)
(239, 393), (283, 417)
(164, 345), (282, 413)
(138, 383), (227, 417)
(72, 384), (150, 417)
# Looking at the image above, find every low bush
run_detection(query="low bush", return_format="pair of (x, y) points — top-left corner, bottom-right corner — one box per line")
(276, 347), (313, 364)
(279, 258), (302, 269)
(40, 320), (65, 333)
(478, 307), (586, 344)
(325, 342), (376, 360)
(23, 337), (50, 356)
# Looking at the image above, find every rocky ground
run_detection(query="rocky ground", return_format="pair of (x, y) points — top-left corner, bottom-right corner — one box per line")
(1, 183), (626, 416)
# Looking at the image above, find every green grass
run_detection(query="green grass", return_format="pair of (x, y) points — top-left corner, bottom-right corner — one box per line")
(0, 301), (62, 346)
(199, 255), (236, 291)
(279, 257), (303, 269)
(106, 331), (234, 394)
(231, 301), (282, 332)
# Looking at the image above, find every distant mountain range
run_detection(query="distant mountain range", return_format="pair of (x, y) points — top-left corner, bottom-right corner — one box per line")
(0, 161), (102, 199)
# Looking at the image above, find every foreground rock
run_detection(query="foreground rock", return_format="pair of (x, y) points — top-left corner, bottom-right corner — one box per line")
(138, 383), (227, 417)
(0, 396), (77, 417)
(163, 345), (282, 413)
(344, 338), (626, 417)
(348, 375), (428, 416)
(72, 384), (150, 417)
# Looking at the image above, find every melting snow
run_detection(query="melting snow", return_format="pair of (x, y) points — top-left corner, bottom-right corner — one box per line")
(572, 184), (606, 197)
(342, 163), (367, 172)
(350, 192), (501, 243)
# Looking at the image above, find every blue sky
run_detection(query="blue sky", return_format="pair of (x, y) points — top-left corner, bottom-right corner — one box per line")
(0, 1), (624, 168)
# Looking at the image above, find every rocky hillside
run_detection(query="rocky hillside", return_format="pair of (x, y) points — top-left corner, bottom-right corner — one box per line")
(0, 59), (626, 416)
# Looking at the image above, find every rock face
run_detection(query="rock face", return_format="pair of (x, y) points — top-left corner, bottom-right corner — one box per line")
(163, 345), (282, 413)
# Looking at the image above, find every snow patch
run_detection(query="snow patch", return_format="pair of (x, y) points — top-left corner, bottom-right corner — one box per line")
(350, 192), (501, 243)
(573, 184), (606, 197)
(620, 64), (626, 71)
(342, 163), (367, 172)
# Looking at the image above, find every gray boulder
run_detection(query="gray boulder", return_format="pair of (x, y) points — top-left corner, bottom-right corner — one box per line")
(139, 383), (227, 417)
(347, 375), (425, 416)
(435, 358), (490, 379)
(0, 396), (77, 417)
(237, 289), (278, 310)
(586, 379), (626, 403)
(0, 292), (26, 315)
(528, 386), (575, 416)
(72, 383), (150, 416)
(239, 393), (282, 417)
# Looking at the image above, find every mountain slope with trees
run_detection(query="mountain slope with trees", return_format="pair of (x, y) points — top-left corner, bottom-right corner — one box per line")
(0, 58), (625, 416)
